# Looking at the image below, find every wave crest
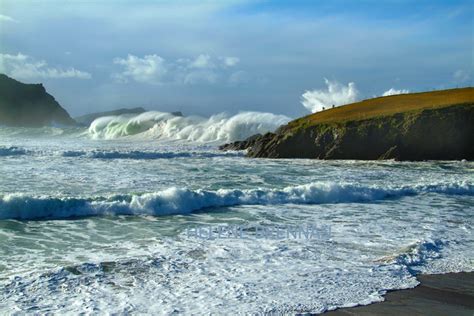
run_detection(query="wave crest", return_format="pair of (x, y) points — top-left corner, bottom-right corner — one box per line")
(88, 111), (290, 143)
(1, 181), (472, 220)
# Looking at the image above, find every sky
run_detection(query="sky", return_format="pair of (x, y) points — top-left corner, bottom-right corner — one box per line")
(0, 0), (472, 117)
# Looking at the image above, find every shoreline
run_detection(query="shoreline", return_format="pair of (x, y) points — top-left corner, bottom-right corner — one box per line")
(324, 272), (474, 315)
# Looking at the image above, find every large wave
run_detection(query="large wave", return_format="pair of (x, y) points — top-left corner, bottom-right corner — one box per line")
(87, 111), (290, 143)
(1, 181), (472, 220)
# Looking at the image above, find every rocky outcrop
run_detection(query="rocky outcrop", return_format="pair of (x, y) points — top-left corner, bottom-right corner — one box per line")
(0, 74), (76, 127)
(220, 88), (474, 161)
(219, 134), (262, 151)
(247, 104), (473, 160)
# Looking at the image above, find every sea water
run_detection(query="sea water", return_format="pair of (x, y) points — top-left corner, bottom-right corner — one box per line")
(0, 112), (472, 314)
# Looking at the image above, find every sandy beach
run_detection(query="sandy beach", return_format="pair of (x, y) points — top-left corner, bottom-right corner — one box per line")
(325, 272), (474, 315)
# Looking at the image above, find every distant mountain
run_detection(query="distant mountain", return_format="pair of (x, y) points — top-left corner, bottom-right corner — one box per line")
(75, 108), (184, 126)
(0, 74), (76, 127)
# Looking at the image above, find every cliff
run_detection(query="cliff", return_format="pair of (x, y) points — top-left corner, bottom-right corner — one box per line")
(0, 74), (76, 127)
(224, 88), (474, 161)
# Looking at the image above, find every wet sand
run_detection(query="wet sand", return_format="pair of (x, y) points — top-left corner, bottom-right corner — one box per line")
(325, 272), (474, 316)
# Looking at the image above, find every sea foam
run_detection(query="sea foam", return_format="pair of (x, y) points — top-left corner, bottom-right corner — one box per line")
(1, 181), (472, 220)
(87, 111), (290, 142)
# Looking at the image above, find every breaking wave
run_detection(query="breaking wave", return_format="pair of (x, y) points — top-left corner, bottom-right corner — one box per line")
(87, 111), (290, 143)
(1, 181), (472, 220)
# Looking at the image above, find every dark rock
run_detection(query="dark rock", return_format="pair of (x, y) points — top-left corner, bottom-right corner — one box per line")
(219, 133), (263, 151)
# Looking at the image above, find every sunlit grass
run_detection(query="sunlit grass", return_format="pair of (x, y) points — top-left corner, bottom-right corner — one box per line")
(288, 87), (474, 129)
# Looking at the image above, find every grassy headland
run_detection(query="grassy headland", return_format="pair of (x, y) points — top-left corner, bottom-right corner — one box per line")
(287, 87), (474, 132)
(221, 87), (474, 161)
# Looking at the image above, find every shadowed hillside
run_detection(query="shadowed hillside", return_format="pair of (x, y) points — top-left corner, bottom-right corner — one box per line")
(0, 74), (76, 127)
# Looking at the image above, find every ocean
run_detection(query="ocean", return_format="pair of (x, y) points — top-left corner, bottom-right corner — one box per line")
(0, 111), (473, 314)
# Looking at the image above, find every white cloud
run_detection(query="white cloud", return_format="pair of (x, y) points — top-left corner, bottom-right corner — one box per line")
(221, 56), (240, 67)
(382, 88), (410, 96)
(0, 53), (91, 80)
(189, 54), (214, 69)
(0, 14), (17, 23)
(301, 79), (359, 113)
(113, 54), (168, 84)
(113, 53), (243, 85)
(453, 69), (471, 84)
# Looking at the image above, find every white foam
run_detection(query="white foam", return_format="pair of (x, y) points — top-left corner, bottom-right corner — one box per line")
(2, 236), (457, 314)
(1, 181), (472, 220)
(87, 111), (290, 142)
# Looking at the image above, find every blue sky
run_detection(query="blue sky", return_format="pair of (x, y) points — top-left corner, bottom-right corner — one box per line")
(0, 0), (472, 117)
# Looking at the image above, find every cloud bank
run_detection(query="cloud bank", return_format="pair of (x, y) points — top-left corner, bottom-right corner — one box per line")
(113, 53), (240, 85)
(301, 79), (359, 113)
(112, 54), (168, 84)
(0, 53), (91, 80)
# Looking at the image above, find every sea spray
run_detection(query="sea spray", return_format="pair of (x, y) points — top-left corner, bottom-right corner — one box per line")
(88, 111), (291, 142)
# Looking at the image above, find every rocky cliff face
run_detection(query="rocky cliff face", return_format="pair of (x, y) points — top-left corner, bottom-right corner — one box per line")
(246, 104), (473, 160)
(0, 74), (76, 127)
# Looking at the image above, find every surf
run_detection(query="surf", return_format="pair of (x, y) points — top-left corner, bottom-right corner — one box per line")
(87, 111), (291, 143)
(1, 181), (472, 220)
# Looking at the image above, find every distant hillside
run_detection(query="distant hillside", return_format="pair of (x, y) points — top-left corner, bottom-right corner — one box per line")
(0, 74), (76, 127)
(74, 107), (147, 126)
(221, 88), (474, 161)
